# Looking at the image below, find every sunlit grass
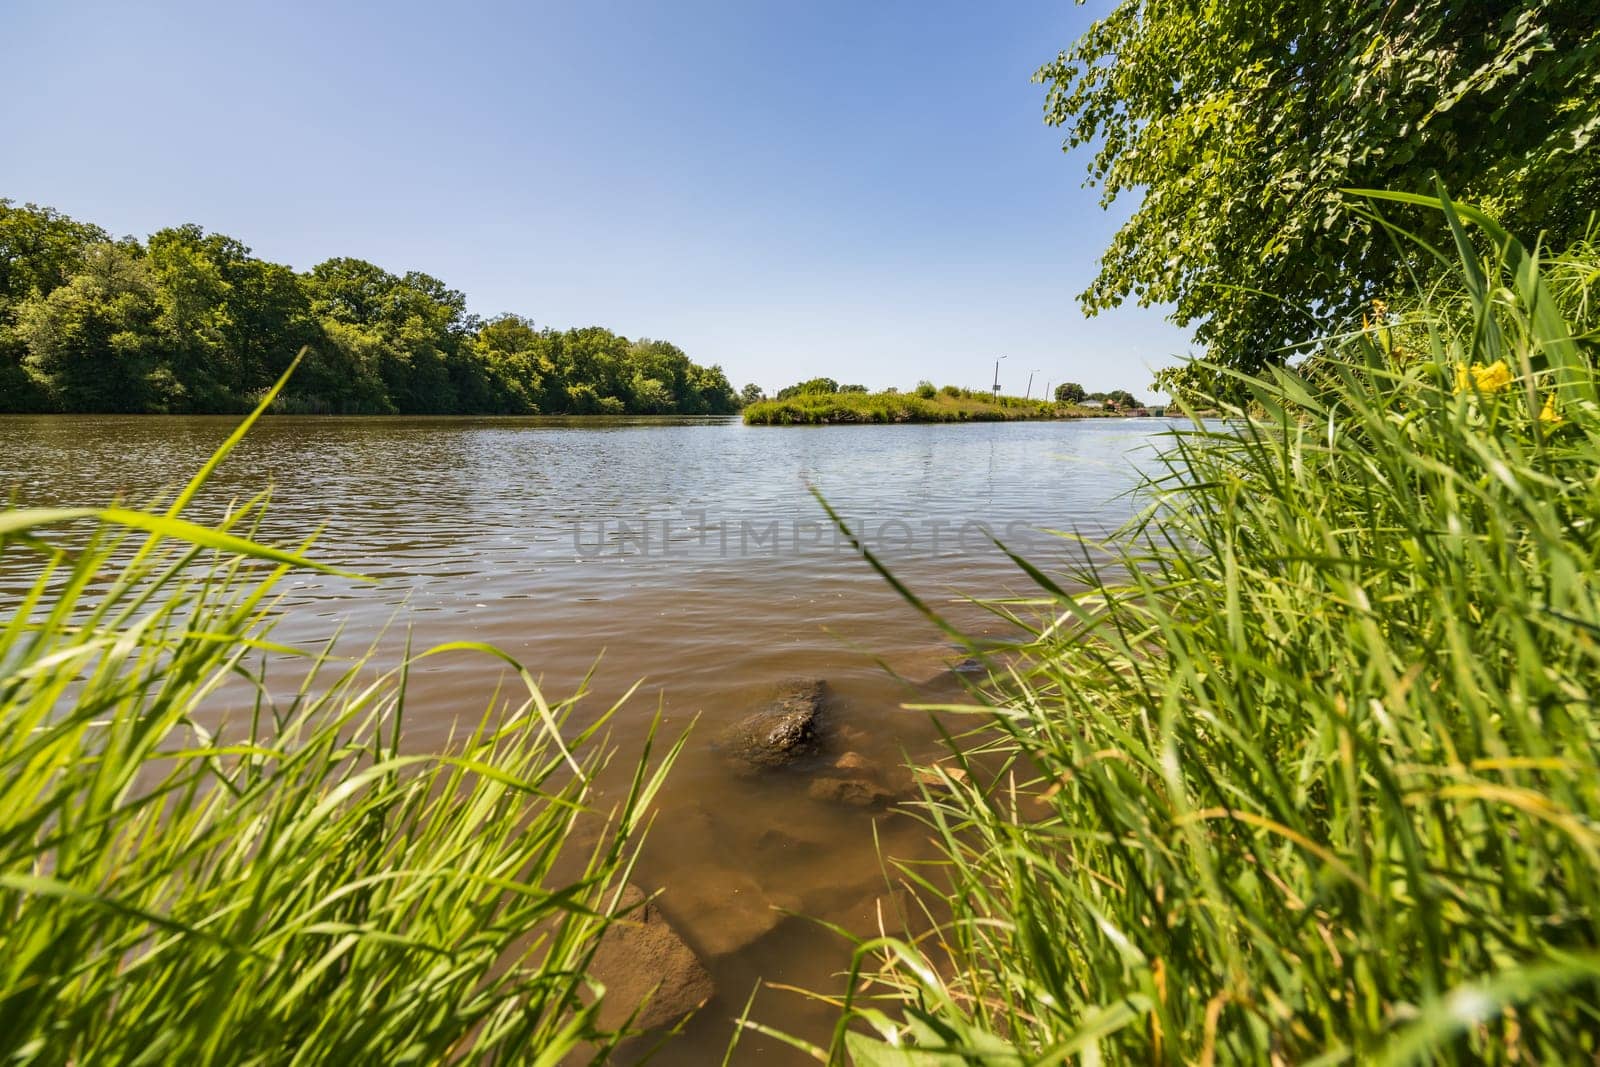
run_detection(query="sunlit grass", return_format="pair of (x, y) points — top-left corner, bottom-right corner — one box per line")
(743, 390), (1067, 425)
(797, 193), (1600, 1063)
(0, 363), (684, 1064)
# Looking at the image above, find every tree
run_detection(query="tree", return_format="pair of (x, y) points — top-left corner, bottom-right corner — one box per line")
(0, 201), (109, 305)
(1038, 2), (1600, 370)
(1054, 381), (1085, 404)
(914, 380), (937, 399)
(0, 202), (111, 411)
(740, 382), (764, 406)
(1103, 389), (1140, 410)
(15, 243), (161, 412)
(1152, 362), (1246, 410)
(776, 377), (840, 400)
(0, 201), (739, 416)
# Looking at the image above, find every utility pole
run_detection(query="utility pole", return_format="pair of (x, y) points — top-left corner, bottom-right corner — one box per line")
(1025, 369), (1040, 400)
(992, 354), (1006, 395)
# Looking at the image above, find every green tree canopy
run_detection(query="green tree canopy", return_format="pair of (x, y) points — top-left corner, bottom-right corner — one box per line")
(0, 202), (738, 416)
(776, 376), (841, 400)
(1054, 381), (1085, 404)
(1100, 388), (1140, 410)
(1039, 1), (1600, 369)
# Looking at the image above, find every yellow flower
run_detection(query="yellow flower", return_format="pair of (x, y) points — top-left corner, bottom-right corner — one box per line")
(1539, 394), (1564, 427)
(1454, 360), (1513, 395)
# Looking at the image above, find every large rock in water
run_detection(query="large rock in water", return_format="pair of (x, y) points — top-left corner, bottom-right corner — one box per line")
(655, 867), (803, 958)
(716, 678), (828, 770)
(588, 884), (715, 1032)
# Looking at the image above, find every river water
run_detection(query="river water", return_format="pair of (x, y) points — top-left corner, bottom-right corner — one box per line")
(0, 413), (1180, 1063)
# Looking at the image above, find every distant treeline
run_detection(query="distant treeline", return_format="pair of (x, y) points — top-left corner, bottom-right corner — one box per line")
(0, 201), (738, 415)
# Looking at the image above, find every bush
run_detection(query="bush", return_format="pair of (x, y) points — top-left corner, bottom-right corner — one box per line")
(914, 380), (937, 399)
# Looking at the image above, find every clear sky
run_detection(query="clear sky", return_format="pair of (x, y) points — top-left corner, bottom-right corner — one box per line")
(3, 0), (1195, 399)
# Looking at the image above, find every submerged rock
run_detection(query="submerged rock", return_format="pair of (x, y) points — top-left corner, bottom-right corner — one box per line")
(832, 751), (880, 778)
(911, 764), (969, 792)
(836, 723), (871, 749)
(755, 825), (829, 859)
(655, 867), (802, 958)
(880, 644), (990, 688)
(716, 678), (829, 770)
(808, 775), (894, 809)
(588, 884), (715, 1032)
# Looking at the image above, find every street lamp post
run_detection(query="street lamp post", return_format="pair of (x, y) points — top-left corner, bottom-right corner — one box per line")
(1025, 369), (1040, 400)
(992, 355), (1006, 395)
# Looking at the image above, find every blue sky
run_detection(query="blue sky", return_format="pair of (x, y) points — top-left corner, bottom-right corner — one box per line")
(3, 1), (1194, 398)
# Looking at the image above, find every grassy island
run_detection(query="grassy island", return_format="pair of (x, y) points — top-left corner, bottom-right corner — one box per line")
(742, 384), (1130, 425)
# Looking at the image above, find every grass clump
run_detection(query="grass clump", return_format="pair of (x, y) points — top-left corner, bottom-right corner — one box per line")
(809, 194), (1600, 1062)
(743, 389), (1069, 425)
(0, 369), (681, 1064)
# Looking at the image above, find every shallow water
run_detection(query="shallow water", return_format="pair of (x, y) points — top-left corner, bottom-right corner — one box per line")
(0, 413), (1180, 1062)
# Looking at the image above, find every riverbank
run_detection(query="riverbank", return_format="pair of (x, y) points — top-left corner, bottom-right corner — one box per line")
(742, 389), (1122, 425)
(812, 202), (1600, 1063)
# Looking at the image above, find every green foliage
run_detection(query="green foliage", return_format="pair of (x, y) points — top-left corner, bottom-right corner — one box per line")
(743, 388), (1058, 425)
(0, 201), (737, 415)
(813, 201), (1600, 1061)
(1095, 388), (1140, 410)
(1151, 360), (1246, 410)
(740, 382), (765, 406)
(16, 243), (162, 413)
(1052, 381), (1084, 404)
(914, 380), (937, 399)
(775, 376), (842, 400)
(0, 377), (684, 1062)
(1038, 2), (1600, 369)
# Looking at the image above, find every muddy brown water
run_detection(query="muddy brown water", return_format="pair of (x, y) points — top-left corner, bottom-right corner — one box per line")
(0, 413), (1181, 1063)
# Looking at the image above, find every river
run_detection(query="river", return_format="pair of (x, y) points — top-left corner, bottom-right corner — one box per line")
(0, 413), (1181, 1063)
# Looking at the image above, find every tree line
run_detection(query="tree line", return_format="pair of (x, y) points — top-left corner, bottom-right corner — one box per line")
(0, 201), (738, 415)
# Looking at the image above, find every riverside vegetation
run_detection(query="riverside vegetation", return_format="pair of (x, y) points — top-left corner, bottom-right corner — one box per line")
(9, 195), (1593, 1066)
(787, 197), (1600, 1063)
(742, 381), (1147, 425)
(0, 378), (688, 1062)
(0, 201), (738, 415)
(5, 0), (1599, 1061)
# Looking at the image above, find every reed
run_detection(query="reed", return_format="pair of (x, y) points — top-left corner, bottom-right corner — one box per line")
(800, 192), (1600, 1063)
(0, 366), (683, 1064)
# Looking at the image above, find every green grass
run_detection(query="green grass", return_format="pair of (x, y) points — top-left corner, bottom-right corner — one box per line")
(0, 366), (684, 1064)
(783, 193), (1600, 1063)
(742, 389), (1092, 425)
